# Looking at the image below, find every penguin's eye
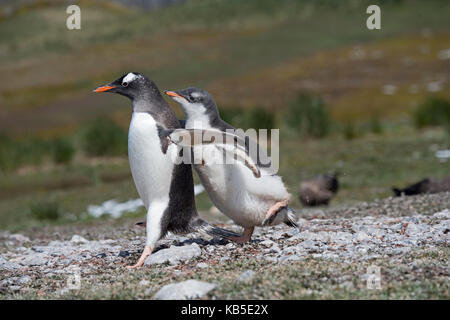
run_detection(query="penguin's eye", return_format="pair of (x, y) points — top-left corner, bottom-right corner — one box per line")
(188, 95), (196, 102)
(122, 82), (128, 87)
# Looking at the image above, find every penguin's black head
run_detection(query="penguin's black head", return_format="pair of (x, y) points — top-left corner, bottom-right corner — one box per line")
(94, 72), (160, 101)
(164, 87), (219, 122)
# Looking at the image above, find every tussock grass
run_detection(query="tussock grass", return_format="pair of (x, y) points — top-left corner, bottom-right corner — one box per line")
(413, 97), (450, 132)
(285, 94), (331, 138)
(79, 118), (127, 157)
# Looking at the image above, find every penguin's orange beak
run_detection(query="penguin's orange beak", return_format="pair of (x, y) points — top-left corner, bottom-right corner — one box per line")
(164, 90), (184, 99)
(93, 85), (116, 93)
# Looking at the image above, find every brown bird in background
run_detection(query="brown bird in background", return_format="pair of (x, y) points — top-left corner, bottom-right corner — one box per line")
(392, 176), (450, 197)
(299, 173), (339, 206)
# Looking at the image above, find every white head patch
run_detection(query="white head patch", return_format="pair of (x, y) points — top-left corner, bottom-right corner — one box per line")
(123, 72), (140, 85)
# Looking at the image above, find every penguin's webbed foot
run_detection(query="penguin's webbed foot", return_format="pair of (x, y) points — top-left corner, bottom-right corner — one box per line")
(127, 245), (152, 269)
(262, 199), (289, 226)
(228, 227), (254, 244)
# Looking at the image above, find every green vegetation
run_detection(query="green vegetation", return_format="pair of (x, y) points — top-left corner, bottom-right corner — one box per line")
(286, 94), (331, 138)
(29, 199), (60, 221)
(50, 137), (75, 164)
(413, 97), (450, 132)
(342, 121), (358, 140)
(0, 134), (49, 172)
(220, 106), (276, 130)
(368, 117), (383, 135)
(245, 107), (276, 130)
(79, 118), (127, 157)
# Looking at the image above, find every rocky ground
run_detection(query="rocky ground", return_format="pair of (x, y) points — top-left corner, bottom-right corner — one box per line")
(0, 193), (449, 299)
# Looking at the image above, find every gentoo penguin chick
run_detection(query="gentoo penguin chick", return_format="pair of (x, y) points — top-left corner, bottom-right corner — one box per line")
(299, 173), (339, 206)
(392, 176), (450, 196)
(94, 74), (238, 268)
(165, 87), (297, 243)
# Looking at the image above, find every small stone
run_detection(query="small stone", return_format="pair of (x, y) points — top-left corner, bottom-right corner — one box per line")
(71, 235), (89, 244)
(119, 250), (130, 258)
(139, 279), (150, 286)
(260, 239), (275, 247)
(95, 253), (107, 258)
(354, 231), (371, 242)
(271, 230), (289, 240)
(8, 285), (21, 291)
(298, 239), (317, 250)
(8, 234), (30, 243)
(18, 275), (32, 285)
(225, 243), (236, 249)
(433, 209), (450, 219)
(144, 243), (202, 266)
(237, 270), (255, 282)
(153, 280), (216, 300)
(16, 253), (49, 266)
(196, 262), (209, 269)
(0, 256), (21, 271)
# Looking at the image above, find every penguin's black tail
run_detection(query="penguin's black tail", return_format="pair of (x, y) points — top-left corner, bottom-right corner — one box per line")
(285, 207), (299, 229)
(190, 217), (240, 239)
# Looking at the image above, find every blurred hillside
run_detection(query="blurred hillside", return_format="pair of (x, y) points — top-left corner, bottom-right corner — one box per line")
(0, 0), (449, 136)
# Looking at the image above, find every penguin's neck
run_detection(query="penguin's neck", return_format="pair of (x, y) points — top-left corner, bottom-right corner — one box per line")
(132, 97), (180, 129)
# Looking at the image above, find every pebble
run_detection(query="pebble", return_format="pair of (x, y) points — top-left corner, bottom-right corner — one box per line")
(71, 235), (89, 244)
(196, 262), (209, 269)
(144, 243), (202, 266)
(237, 270), (255, 282)
(0, 256), (21, 271)
(153, 280), (216, 300)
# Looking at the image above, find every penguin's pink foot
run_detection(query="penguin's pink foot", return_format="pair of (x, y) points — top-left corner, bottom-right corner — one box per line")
(127, 245), (152, 269)
(229, 227), (254, 244)
(262, 199), (289, 226)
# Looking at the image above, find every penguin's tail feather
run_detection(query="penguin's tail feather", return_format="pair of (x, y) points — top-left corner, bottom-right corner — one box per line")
(190, 217), (240, 239)
(284, 207), (299, 229)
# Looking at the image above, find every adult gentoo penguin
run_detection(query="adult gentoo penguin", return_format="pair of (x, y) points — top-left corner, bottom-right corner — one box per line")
(94, 73), (238, 268)
(165, 87), (298, 243)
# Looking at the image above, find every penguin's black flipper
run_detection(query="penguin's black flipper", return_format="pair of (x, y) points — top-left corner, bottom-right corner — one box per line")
(190, 217), (240, 239)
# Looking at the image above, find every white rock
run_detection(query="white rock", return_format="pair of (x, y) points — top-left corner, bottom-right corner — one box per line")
(259, 240), (275, 248)
(0, 256), (21, 271)
(71, 235), (89, 244)
(139, 280), (150, 286)
(433, 209), (450, 219)
(196, 262), (209, 269)
(8, 234), (30, 243)
(153, 280), (216, 300)
(144, 243), (202, 266)
(237, 270), (255, 282)
(15, 253), (49, 266)
(354, 231), (371, 242)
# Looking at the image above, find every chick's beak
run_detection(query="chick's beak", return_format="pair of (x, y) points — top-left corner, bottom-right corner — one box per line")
(93, 85), (117, 93)
(164, 90), (184, 99)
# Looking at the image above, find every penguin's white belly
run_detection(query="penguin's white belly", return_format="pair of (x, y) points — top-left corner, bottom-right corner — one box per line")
(128, 113), (173, 209)
(194, 145), (289, 228)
